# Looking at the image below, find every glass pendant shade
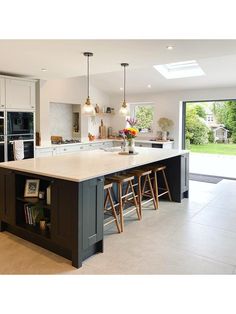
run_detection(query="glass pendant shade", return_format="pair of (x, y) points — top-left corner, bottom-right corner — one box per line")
(82, 52), (95, 116)
(82, 96), (95, 115)
(119, 63), (129, 116)
(119, 101), (129, 116)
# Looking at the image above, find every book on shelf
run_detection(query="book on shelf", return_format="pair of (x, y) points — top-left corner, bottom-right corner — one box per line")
(24, 204), (44, 226)
(46, 186), (51, 205)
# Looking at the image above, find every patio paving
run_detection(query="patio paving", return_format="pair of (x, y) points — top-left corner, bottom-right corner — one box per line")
(190, 152), (236, 178)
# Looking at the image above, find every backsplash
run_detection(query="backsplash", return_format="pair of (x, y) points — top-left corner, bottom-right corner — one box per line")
(50, 102), (73, 140)
(88, 115), (111, 138)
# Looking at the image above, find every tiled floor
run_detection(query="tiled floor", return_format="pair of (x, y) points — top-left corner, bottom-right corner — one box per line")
(1, 179), (236, 274)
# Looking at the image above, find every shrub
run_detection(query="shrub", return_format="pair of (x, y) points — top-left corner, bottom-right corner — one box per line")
(208, 129), (215, 143)
(186, 107), (209, 145)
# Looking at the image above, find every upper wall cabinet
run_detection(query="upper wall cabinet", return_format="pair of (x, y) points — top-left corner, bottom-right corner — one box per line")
(5, 78), (36, 110)
(0, 78), (5, 109)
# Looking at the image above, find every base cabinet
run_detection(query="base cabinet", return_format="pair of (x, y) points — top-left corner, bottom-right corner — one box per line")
(80, 177), (104, 251)
(181, 153), (189, 197)
(0, 169), (104, 268)
(0, 169), (15, 225)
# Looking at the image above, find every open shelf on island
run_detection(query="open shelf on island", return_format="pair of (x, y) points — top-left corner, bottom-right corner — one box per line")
(16, 223), (51, 239)
(16, 197), (51, 209)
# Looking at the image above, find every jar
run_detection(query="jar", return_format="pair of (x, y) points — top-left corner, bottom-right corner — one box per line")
(127, 138), (135, 154)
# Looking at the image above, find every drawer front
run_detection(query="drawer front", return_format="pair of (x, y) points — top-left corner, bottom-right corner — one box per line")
(57, 145), (81, 154)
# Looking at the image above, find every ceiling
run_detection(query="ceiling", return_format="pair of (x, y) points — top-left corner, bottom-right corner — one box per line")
(0, 39), (236, 94)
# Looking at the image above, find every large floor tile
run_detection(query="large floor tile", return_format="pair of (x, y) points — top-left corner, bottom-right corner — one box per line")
(191, 205), (236, 233)
(164, 222), (236, 266)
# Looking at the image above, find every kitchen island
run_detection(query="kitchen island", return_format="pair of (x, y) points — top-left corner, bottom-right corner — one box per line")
(0, 147), (189, 268)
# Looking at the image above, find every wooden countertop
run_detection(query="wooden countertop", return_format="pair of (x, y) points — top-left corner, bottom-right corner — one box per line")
(0, 147), (188, 182)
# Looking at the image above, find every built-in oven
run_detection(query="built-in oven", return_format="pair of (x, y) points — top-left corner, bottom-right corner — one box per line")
(0, 111), (4, 142)
(7, 111), (34, 135)
(0, 111), (5, 162)
(7, 138), (34, 161)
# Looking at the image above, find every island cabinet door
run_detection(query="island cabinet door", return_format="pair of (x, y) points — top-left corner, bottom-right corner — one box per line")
(0, 170), (15, 225)
(50, 179), (78, 249)
(80, 177), (104, 251)
(181, 153), (189, 194)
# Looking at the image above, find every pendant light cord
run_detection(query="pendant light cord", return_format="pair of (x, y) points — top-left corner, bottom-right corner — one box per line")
(124, 64), (126, 103)
(87, 54), (90, 98)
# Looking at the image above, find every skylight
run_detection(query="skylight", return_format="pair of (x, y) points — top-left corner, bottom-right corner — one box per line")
(154, 60), (205, 79)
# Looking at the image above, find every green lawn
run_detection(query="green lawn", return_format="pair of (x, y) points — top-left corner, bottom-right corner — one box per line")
(189, 143), (236, 155)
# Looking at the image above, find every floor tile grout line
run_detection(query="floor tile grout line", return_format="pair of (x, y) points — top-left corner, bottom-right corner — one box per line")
(187, 219), (236, 237)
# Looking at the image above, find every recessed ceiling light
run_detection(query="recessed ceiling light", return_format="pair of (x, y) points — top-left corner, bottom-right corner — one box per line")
(154, 60), (205, 79)
(147, 84), (152, 88)
(41, 68), (47, 72)
(120, 87), (123, 91)
(166, 46), (174, 50)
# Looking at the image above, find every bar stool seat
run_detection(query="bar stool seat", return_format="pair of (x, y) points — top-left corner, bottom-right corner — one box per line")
(144, 164), (172, 208)
(104, 180), (121, 233)
(127, 168), (158, 217)
(106, 173), (141, 232)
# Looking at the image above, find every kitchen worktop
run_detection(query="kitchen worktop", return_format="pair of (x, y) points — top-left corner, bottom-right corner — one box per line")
(36, 138), (174, 149)
(0, 147), (187, 182)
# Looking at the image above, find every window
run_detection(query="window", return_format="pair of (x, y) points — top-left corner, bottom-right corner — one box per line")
(154, 60), (205, 79)
(130, 103), (154, 133)
(207, 115), (213, 122)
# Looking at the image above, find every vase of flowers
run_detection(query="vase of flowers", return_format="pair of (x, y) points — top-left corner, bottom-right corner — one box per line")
(119, 127), (138, 154)
(157, 117), (174, 141)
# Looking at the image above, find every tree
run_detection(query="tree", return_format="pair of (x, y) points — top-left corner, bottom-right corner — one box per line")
(213, 101), (236, 142)
(225, 101), (236, 143)
(195, 104), (206, 119)
(135, 105), (154, 131)
(212, 101), (228, 125)
(186, 107), (209, 145)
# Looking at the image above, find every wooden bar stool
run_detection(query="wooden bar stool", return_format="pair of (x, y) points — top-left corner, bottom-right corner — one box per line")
(106, 174), (141, 232)
(146, 164), (172, 208)
(127, 168), (158, 217)
(104, 180), (121, 233)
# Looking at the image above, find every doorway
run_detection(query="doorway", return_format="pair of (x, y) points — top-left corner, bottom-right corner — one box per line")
(183, 100), (236, 181)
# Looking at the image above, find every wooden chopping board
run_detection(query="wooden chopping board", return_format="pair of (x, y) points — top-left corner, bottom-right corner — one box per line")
(99, 126), (107, 139)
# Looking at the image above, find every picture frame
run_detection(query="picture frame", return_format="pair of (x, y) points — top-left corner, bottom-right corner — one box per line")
(24, 179), (40, 198)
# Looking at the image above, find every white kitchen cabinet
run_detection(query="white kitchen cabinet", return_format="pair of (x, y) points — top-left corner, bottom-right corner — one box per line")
(5, 78), (36, 110)
(56, 144), (82, 154)
(35, 147), (57, 158)
(0, 78), (5, 109)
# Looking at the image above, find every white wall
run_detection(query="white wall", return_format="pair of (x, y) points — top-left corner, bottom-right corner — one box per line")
(109, 86), (236, 149)
(37, 77), (110, 145)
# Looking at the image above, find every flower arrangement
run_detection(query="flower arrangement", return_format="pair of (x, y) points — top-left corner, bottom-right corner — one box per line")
(126, 117), (138, 127)
(119, 127), (139, 140)
(158, 117), (174, 131)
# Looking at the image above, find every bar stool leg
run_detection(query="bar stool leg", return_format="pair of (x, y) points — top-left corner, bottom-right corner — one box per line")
(118, 183), (124, 232)
(130, 180), (141, 220)
(147, 174), (158, 209)
(141, 175), (147, 195)
(153, 171), (159, 209)
(108, 187), (121, 233)
(162, 169), (172, 201)
(137, 176), (142, 218)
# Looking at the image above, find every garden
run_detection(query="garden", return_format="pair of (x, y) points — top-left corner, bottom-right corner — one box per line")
(185, 100), (236, 156)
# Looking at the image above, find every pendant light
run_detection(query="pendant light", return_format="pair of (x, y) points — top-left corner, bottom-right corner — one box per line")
(82, 52), (95, 115)
(119, 63), (129, 116)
